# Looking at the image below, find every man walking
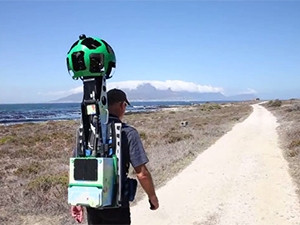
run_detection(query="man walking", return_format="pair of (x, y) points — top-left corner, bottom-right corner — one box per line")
(71, 88), (159, 224)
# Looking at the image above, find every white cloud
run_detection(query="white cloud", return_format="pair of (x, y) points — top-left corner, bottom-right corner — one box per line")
(39, 86), (83, 96)
(108, 80), (224, 93)
(239, 88), (257, 95)
(107, 80), (143, 90)
(69, 86), (83, 94)
(46, 80), (224, 98)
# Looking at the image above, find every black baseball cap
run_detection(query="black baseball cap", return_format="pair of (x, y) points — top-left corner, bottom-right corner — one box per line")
(107, 88), (131, 106)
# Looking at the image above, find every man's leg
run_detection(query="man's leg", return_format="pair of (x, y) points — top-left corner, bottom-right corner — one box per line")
(87, 207), (131, 225)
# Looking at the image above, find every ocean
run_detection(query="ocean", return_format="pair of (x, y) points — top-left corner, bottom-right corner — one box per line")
(0, 101), (206, 125)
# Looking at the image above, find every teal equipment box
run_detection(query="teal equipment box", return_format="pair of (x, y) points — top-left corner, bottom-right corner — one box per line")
(68, 157), (116, 208)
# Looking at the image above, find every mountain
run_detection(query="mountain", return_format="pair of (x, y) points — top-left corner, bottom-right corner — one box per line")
(124, 83), (227, 101)
(53, 83), (256, 102)
(54, 93), (82, 103)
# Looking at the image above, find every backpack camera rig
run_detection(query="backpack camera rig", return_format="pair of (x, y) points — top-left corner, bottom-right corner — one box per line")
(67, 35), (122, 208)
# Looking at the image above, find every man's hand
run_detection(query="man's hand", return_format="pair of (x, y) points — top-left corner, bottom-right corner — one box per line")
(149, 195), (159, 210)
(71, 205), (83, 223)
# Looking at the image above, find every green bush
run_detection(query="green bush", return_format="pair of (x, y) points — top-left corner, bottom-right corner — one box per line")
(139, 132), (147, 140)
(163, 132), (193, 144)
(268, 99), (282, 107)
(199, 103), (222, 111)
(27, 173), (68, 192)
(286, 104), (300, 112)
(0, 136), (15, 144)
(14, 161), (44, 177)
(289, 139), (300, 149)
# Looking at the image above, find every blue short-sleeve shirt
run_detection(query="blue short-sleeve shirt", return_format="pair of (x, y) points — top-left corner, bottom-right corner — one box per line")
(121, 124), (149, 168)
(109, 114), (149, 168)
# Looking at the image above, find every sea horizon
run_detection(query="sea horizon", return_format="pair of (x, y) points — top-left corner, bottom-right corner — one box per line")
(1, 100), (234, 125)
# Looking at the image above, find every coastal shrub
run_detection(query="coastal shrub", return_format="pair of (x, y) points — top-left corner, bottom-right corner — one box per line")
(163, 131), (193, 144)
(14, 161), (44, 177)
(199, 103), (222, 111)
(23, 172), (69, 215)
(286, 104), (300, 112)
(0, 134), (51, 147)
(232, 117), (240, 121)
(289, 139), (300, 149)
(4, 163), (16, 170)
(0, 136), (15, 144)
(268, 99), (282, 107)
(139, 132), (147, 140)
(27, 173), (68, 192)
(287, 148), (299, 158)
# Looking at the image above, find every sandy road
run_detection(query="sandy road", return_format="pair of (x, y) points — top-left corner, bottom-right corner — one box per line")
(131, 104), (300, 225)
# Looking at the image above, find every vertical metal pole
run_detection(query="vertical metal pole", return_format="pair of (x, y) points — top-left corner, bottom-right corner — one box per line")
(99, 76), (109, 152)
(114, 123), (122, 206)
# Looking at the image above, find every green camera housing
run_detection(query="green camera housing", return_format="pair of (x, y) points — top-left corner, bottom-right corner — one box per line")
(68, 157), (117, 208)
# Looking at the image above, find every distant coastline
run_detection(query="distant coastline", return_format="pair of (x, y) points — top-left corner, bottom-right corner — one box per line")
(0, 101), (240, 125)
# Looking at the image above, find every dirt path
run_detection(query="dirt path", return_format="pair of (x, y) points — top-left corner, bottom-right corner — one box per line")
(131, 104), (300, 225)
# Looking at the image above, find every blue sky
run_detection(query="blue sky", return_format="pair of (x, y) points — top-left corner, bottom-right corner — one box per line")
(0, 1), (299, 103)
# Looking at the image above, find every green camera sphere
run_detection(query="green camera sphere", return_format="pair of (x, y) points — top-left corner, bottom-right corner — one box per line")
(67, 35), (116, 79)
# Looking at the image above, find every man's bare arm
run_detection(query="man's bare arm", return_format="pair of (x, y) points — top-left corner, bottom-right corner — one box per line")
(135, 164), (159, 210)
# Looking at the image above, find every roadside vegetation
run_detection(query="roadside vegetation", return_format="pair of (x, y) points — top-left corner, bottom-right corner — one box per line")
(0, 102), (252, 225)
(263, 99), (300, 202)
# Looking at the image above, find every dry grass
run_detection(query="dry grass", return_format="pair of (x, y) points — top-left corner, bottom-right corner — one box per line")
(263, 99), (300, 202)
(0, 102), (252, 225)
(0, 120), (77, 225)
